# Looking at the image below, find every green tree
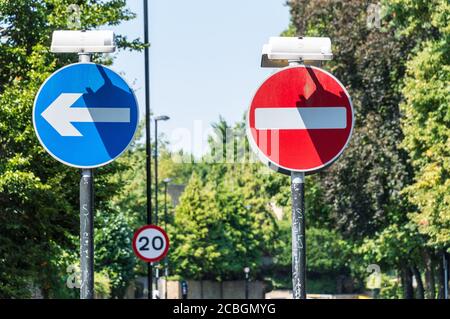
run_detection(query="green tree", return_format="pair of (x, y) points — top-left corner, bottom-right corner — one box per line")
(394, 0), (450, 250)
(169, 173), (221, 279)
(389, 0), (450, 298)
(0, 0), (141, 297)
(171, 118), (279, 280)
(170, 160), (280, 280)
(95, 208), (135, 299)
(288, 0), (415, 238)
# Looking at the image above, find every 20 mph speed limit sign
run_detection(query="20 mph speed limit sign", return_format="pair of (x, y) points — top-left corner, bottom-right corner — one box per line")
(132, 225), (169, 263)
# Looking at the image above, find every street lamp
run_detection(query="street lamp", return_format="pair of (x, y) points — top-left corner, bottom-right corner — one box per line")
(162, 178), (172, 230)
(153, 115), (170, 296)
(142, 0), (152, 300)
(163, 177), (172, 299)
(154, 115), (170, 226)
(244, 267), (250, 299)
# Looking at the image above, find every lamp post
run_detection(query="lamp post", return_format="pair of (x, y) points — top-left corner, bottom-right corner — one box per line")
(163, 177), (172, 299)
(163, 178), (172, 228)
(142, 0), (153, 300)
(244, 267), (250, 299)
(154, 115), (170, 226)
(153, 115), (170, 295)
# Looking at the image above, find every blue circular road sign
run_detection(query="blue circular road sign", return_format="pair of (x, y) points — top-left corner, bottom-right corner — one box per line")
(33, 63), (139, 168)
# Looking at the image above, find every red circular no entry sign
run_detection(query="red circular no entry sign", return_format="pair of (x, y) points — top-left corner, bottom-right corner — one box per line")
(247, 65), (354, 173)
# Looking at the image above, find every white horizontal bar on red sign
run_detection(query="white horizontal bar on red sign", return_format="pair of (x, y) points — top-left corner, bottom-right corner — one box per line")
(254, 107), (347, 130)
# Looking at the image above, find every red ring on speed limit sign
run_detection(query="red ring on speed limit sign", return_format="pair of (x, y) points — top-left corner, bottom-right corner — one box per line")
(132, 225), (170, 263)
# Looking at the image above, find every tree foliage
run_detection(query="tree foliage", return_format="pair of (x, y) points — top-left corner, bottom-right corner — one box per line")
(392, 0), (450, 249)
(95, 209), (135, 298)
(288, 0), (414, 238)
(169, 148), (280, 280)
(0, 0), (141, 298)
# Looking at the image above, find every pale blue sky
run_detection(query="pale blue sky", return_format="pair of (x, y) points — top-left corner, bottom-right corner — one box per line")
(110, 0), (290, 152)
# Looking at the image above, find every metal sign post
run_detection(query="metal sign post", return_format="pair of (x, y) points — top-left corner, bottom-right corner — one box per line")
(80, 168), (94, 299)
(289, 60), (306, 300)
(291, 171), (306, 299)
(78, 53), (94, 300)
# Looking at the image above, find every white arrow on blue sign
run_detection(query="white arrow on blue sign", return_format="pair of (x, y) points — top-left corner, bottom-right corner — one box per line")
(33, 63), (139, 168)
